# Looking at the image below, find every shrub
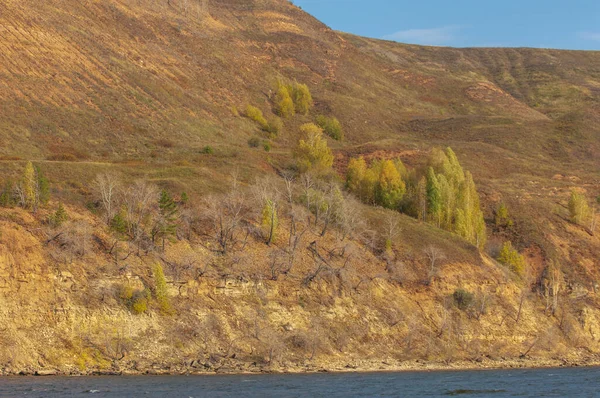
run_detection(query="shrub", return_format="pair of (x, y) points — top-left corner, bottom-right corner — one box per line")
(131, 294), (149, 314)
(248, 137), (261, 148)
(201, 145), (214, 155)
(495, 202), (513, 228)
(316, 115), (343, 141)
(497, 241), (526, 275)
(265, 117), (283, 138)
(263, 142), (272, 152)
(453, 289), (474, 311)
(245, 105), (268, 129)
(118, 285), (149, 315)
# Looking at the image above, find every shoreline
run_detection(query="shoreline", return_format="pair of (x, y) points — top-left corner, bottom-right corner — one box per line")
(3, 357), (600, 377)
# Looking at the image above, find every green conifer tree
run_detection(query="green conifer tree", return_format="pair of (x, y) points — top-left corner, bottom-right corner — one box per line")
(51, 202), (68, 227)
(154, 190), (179, 250)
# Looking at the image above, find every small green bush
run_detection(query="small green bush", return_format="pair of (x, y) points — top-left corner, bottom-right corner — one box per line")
(201, 145), (214, 155)
(453, 289), (474, 311)
(263, 141), (272, 152)
(316, 115), (343, 141)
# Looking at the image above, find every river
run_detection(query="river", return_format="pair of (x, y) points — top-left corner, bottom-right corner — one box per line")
(1, 366), (599, 397)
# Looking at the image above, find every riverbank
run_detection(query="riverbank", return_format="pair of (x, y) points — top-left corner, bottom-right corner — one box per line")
(3, 356), (600, 377)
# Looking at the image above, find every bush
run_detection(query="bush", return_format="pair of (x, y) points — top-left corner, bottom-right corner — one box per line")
(118, 285), (149, 315)
(453, 289), (474, 311)
(131, 294), (149, 314)
(497, 241), (526, 275)
(265, 117), (283, 138)
(248, 137), (261, 148)
(263, 142), (272, 152)
(316, 115), (343, 141)
(201, 145), (214, 155)
(245, 105), (268, 129)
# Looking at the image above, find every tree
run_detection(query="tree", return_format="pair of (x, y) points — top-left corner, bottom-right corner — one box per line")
(346, 157), (367, 195)
(50, 202), (68, 227)
(35, 165), (50, 209)
(416, 176), (427, 222)
(95, 173), (121, 224)
(0, 180), (15, 207)
(203, 175), (248, 255)
(424, 246), (446, 282)
(153, 263), (172, 314)
(426, 167), (441, 226)
(568, 190), (590, 225)
(275, 84), (295, 118)
(261, 199), (279, 245)
(18, 161), (36, 210)
(180, 192), (189, 207)
(153, 190), (179, 251)
(122, 180), (158, 252)
(16, 162), (49, 213)
(294, 123), (333, 174)
(111, 208), (128, 236)
(375, 159), (405, 210)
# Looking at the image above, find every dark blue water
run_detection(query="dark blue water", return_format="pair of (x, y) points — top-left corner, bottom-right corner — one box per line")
(1, 367), (599, 397)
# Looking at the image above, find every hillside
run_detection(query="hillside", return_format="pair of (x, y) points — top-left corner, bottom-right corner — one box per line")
(0, 0), (599, 375)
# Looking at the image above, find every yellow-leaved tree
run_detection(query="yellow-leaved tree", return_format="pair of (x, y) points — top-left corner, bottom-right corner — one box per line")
(294, 123), (333, 174)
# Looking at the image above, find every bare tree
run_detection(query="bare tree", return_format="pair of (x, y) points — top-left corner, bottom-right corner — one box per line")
(202, 175), (248, 255)
(122, 180), (158, 253)
(424, 246), (446, 283)
(95, 172), (121, 224)
(383, 215), (401, 252)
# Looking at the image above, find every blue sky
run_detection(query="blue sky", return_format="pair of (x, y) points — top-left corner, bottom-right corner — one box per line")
(292, 0), (600, 50)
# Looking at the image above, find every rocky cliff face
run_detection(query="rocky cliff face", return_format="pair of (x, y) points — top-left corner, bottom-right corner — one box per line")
(1, 205), (599, 375)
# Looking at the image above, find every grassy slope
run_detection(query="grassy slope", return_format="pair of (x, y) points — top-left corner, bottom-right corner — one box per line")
(0, 0), (600, 373)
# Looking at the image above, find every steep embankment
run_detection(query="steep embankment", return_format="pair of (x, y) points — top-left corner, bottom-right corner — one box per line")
(0, 0), (599, 374)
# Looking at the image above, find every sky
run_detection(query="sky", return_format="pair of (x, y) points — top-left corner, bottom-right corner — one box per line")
(292, 0), (600, 50)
